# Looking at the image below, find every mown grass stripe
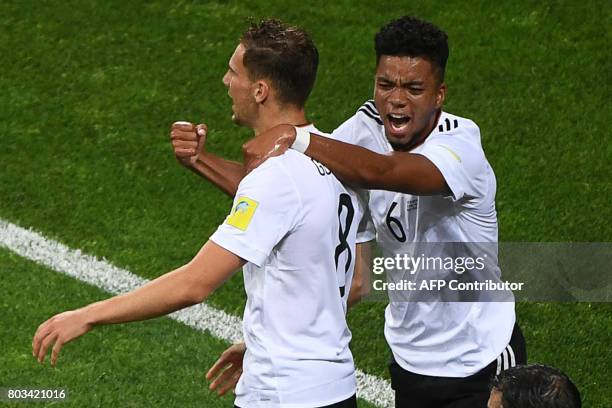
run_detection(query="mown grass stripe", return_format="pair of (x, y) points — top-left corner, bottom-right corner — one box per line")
(0, 218), (394, 407)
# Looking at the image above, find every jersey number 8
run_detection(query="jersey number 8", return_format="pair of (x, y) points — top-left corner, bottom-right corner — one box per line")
(335, 193), (354, 297)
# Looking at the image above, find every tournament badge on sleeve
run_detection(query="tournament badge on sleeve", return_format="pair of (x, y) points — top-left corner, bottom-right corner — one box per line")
(226, 196), (259, 231)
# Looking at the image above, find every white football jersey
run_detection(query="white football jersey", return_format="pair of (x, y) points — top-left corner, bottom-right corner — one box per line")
(210, 125), (370, 407)
(330, 101), (515, 377)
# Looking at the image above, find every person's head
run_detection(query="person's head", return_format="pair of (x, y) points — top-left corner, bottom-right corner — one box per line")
(488, 364), (582, 408)
(222, 18), (318, 129)
(373, 16), (449, 151)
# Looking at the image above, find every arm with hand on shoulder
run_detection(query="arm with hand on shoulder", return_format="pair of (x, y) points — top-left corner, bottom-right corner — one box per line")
(243, 124), (450, 196)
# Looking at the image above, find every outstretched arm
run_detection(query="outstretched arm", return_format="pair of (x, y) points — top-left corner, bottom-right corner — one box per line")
(243, 124), (449, 196)
(32, 241), (245, 365)
(171, 121), (245, 197)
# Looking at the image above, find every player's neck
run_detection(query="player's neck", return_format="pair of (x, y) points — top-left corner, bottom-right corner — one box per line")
(252, 106), (308, 135)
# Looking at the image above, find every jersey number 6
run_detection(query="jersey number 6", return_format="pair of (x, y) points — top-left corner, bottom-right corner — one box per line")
(386, 201), (407, 242)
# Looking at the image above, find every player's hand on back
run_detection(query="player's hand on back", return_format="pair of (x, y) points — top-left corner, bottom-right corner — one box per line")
(205, 342), (246, 396)
(242, 124), (296, 173)
(170, 121), (208, 168)
(32, 309), (93, 366)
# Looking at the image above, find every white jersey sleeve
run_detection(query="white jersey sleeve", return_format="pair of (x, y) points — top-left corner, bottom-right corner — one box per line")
(329, 100), (386, 153)
(210, 158), (300, 267)
(416, 117), (493, 204)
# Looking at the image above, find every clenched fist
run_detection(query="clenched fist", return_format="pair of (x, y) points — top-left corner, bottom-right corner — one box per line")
(170, 121), (208, 167)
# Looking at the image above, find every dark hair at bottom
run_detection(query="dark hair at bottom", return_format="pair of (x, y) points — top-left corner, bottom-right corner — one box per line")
(491, 364), (581, 408)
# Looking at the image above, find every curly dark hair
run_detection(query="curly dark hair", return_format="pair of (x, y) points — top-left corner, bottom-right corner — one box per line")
(240, 19), (318, 108)
(375, 16), (449, 83)
(491, 364), (582, 408)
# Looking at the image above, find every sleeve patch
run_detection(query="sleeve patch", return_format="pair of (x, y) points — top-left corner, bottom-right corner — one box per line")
(226, 196), (259, 231)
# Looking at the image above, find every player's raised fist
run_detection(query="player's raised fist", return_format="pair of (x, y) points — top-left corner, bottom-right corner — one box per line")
(170, 121), (208, 167)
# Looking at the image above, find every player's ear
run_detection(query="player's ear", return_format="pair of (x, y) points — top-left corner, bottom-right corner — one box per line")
(435, 82), (446, 109)
(253, 80), (270, 104)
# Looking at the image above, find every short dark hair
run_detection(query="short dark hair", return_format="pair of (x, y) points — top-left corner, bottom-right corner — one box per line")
(491, 364), (582, 408)
(240, 19), (318, 108)
(375, 16), (449, 83)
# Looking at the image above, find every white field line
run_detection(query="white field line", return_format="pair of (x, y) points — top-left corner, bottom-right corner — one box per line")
(0, 219), (394, 407)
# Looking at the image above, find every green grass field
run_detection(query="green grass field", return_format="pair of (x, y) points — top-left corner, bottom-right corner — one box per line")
(1, 0), (610, 406)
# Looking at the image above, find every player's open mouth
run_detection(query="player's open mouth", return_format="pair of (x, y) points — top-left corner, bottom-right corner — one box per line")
(387, 113), (410, 133)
